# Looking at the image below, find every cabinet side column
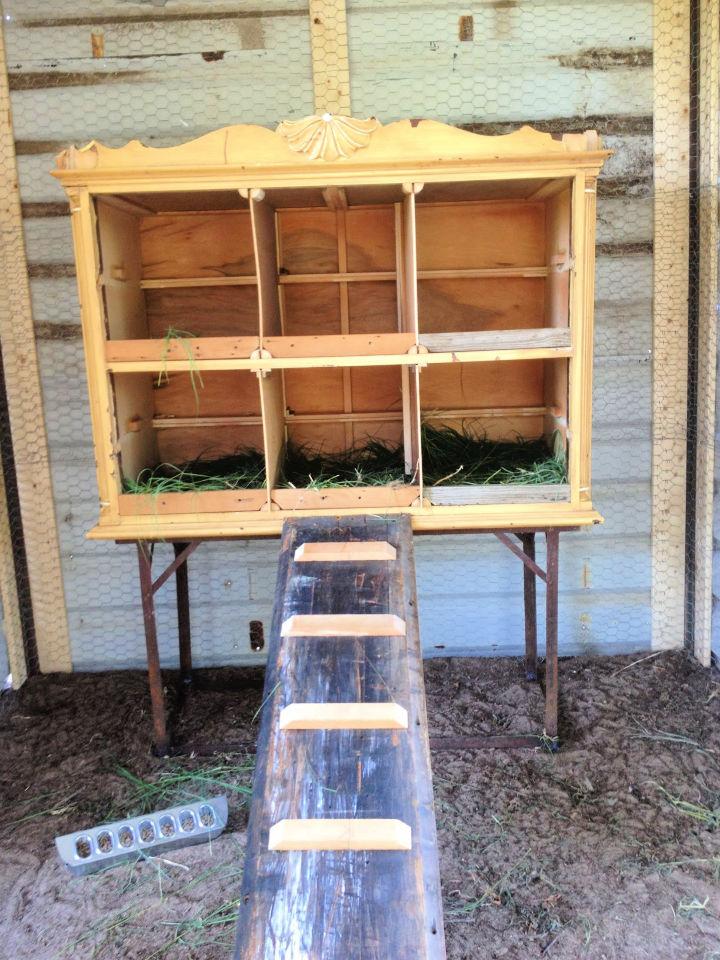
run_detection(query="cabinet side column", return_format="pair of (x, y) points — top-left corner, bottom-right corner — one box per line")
(567, 173), (588, 507)
(68, 189), (121, 520)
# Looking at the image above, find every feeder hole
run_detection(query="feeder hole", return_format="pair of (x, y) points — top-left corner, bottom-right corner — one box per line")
(159, 815), (176, 838)
(118, 826), (134, 848)
(249, 620), (264, 651)
(199, 804), (216, 828)
(179, 811), (195, 833)
(75, 837), (92, 859)
(96, 831), (113, 854)
(138, 820), (155, 844)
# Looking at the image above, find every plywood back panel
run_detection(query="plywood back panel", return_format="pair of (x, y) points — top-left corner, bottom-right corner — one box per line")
(140, 211), (255, 279)
(350, 366), (403, 414)
(347, 281), (399, 334)
(153, 370), (262, 419)
(282, 283), (341, 336)
(284, 368), (344, 416)
(345, 206), (396, 271)
(425, 413), (545, 441)
(145, 286), (259, 338)
(157, 424), (265, 464)
(418, 277), (545, 334)
(277, 209), (339, 274)
(416, 201), (545, 270)
(421, 361), (545, 413)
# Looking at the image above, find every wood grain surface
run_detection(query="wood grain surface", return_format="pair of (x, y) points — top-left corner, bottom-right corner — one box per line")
(234, 515), (446, 959)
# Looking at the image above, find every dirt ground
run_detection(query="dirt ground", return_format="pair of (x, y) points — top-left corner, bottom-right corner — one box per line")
(0, 650), (718, 959)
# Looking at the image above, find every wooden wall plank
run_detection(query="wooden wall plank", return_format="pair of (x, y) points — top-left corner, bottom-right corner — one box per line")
(652, 0), (690, 651)
(0, 21), (71, 673)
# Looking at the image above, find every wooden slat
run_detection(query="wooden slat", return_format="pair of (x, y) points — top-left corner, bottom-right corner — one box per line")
(0, 22), (70, 673)
(419, 328), (570, 353)
(268, 818), (412, 851)
(140, 276), (258, 289)
(281, 613), (406, 637)
(234, 515), (445, 959)
(279, 702), (408, 729)
(294, 540), (396, 562)
(428, 483), (570, 506)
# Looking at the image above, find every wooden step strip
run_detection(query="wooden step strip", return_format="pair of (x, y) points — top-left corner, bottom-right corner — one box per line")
(294, 541), (397, 562)
(281, 613), (406, 637)
(268, 818), (412, 852)
(279, 702), (408, 730)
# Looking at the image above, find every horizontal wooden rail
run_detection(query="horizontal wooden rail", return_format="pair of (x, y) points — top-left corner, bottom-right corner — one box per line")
(268, 818), (412, 851)
(294, 540), (397, 561)
(281, 613), (407, 637)
(139, 276), (258, 289)
(279, 702), (408, 729)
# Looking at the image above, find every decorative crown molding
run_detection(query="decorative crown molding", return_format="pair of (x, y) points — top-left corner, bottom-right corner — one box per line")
(276, 114), (380, 161)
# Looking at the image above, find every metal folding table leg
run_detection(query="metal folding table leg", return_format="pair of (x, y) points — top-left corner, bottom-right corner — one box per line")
(174, 541), (193, 687)
(544, 529), (560, 745)
(521, 532), (538, 681)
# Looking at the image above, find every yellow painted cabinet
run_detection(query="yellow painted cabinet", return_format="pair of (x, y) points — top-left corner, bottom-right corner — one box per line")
(54, 116), (609, 539)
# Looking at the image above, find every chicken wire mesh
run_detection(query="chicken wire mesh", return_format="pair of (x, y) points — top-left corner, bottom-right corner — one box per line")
(0, 0), (713, 673)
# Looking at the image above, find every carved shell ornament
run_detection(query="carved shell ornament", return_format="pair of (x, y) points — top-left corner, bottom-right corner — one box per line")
(276, 114), (380, 161)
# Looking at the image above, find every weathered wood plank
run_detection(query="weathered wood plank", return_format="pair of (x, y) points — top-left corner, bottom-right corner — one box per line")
(0, 16), (71, 673)
(428, 484), (570, 506)
(234, 515), (445, 960)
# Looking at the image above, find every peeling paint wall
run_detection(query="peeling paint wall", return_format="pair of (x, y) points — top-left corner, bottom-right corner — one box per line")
(3, 0), (654, 668)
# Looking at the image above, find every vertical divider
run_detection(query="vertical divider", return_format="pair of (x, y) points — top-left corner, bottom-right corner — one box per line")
(248, 189), (285, 505)
(401, 185), (423, 496)
(248, 189), (282, 341)
(336, 207), (354, 449)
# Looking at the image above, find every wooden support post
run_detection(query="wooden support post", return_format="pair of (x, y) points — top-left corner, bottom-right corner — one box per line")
(544, 530), (560, 742)
(0, 16), (71, 674)
(521, 533), (538, 681)
(174, 542), (193, 685)
(652, 0), (691, 651)
(137, 541), (170, 756)
(693, 0), (719, 666)
(308, 0), (351, 115)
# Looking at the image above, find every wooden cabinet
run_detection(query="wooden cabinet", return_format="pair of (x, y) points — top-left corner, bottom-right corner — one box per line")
(54, 116), (609, 539)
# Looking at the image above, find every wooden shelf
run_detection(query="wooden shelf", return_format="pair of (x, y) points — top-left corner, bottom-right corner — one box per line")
(419, 328), (571, 353)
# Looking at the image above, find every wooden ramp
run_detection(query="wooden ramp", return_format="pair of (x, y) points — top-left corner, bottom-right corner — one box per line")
(234, 516), (446, 960)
